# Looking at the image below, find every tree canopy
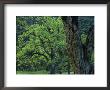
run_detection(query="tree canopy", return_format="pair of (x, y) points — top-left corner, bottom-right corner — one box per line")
(16, 16), (94, 74)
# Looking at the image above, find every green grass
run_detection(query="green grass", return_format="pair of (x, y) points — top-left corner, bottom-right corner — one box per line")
(17, 70), (74, 74)
(16, 70), (49, 74)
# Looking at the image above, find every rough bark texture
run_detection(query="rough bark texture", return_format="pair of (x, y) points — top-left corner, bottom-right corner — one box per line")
(61, 16), (94, 74)
(62, 16), (80, 74)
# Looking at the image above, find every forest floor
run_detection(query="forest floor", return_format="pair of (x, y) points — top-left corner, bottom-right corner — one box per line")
(16, 71), (74, 74)
(16, 70), (48, 74)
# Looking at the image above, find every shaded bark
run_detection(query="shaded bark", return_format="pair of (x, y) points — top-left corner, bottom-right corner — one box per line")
(50, 48), (55, 74)
(62, 16), (80, 74)
(61, 16), (94, 74)
(86, 25), (94, 74)
(67, 60), (70, 74)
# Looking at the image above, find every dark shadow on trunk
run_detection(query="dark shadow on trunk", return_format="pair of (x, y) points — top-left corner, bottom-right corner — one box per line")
(61, 16), (94, 74)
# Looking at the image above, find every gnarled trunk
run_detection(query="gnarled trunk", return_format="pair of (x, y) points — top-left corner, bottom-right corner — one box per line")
(61, 16), (94, 74)
(61, 16), (80, 74)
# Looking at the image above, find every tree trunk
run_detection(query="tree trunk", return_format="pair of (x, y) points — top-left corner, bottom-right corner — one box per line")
(50, 48), (55, 74)
(61, 16), (80, 74)
(67, 60), (70, 74)
(61, 16), (94, 74)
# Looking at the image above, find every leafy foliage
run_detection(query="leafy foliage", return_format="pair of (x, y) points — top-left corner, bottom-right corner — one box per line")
(16, 16), (94, 74)
(16, 16), (71, 74)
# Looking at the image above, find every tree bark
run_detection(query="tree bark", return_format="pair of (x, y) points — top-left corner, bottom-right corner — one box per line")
(61, 16), (80, 74)
(61, 16), (94, 74)
(50, 48), (55, 74)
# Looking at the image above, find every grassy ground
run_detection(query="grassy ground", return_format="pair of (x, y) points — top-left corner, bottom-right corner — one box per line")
(17, 71), (74, 74)
(16, 70), (49, 74)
